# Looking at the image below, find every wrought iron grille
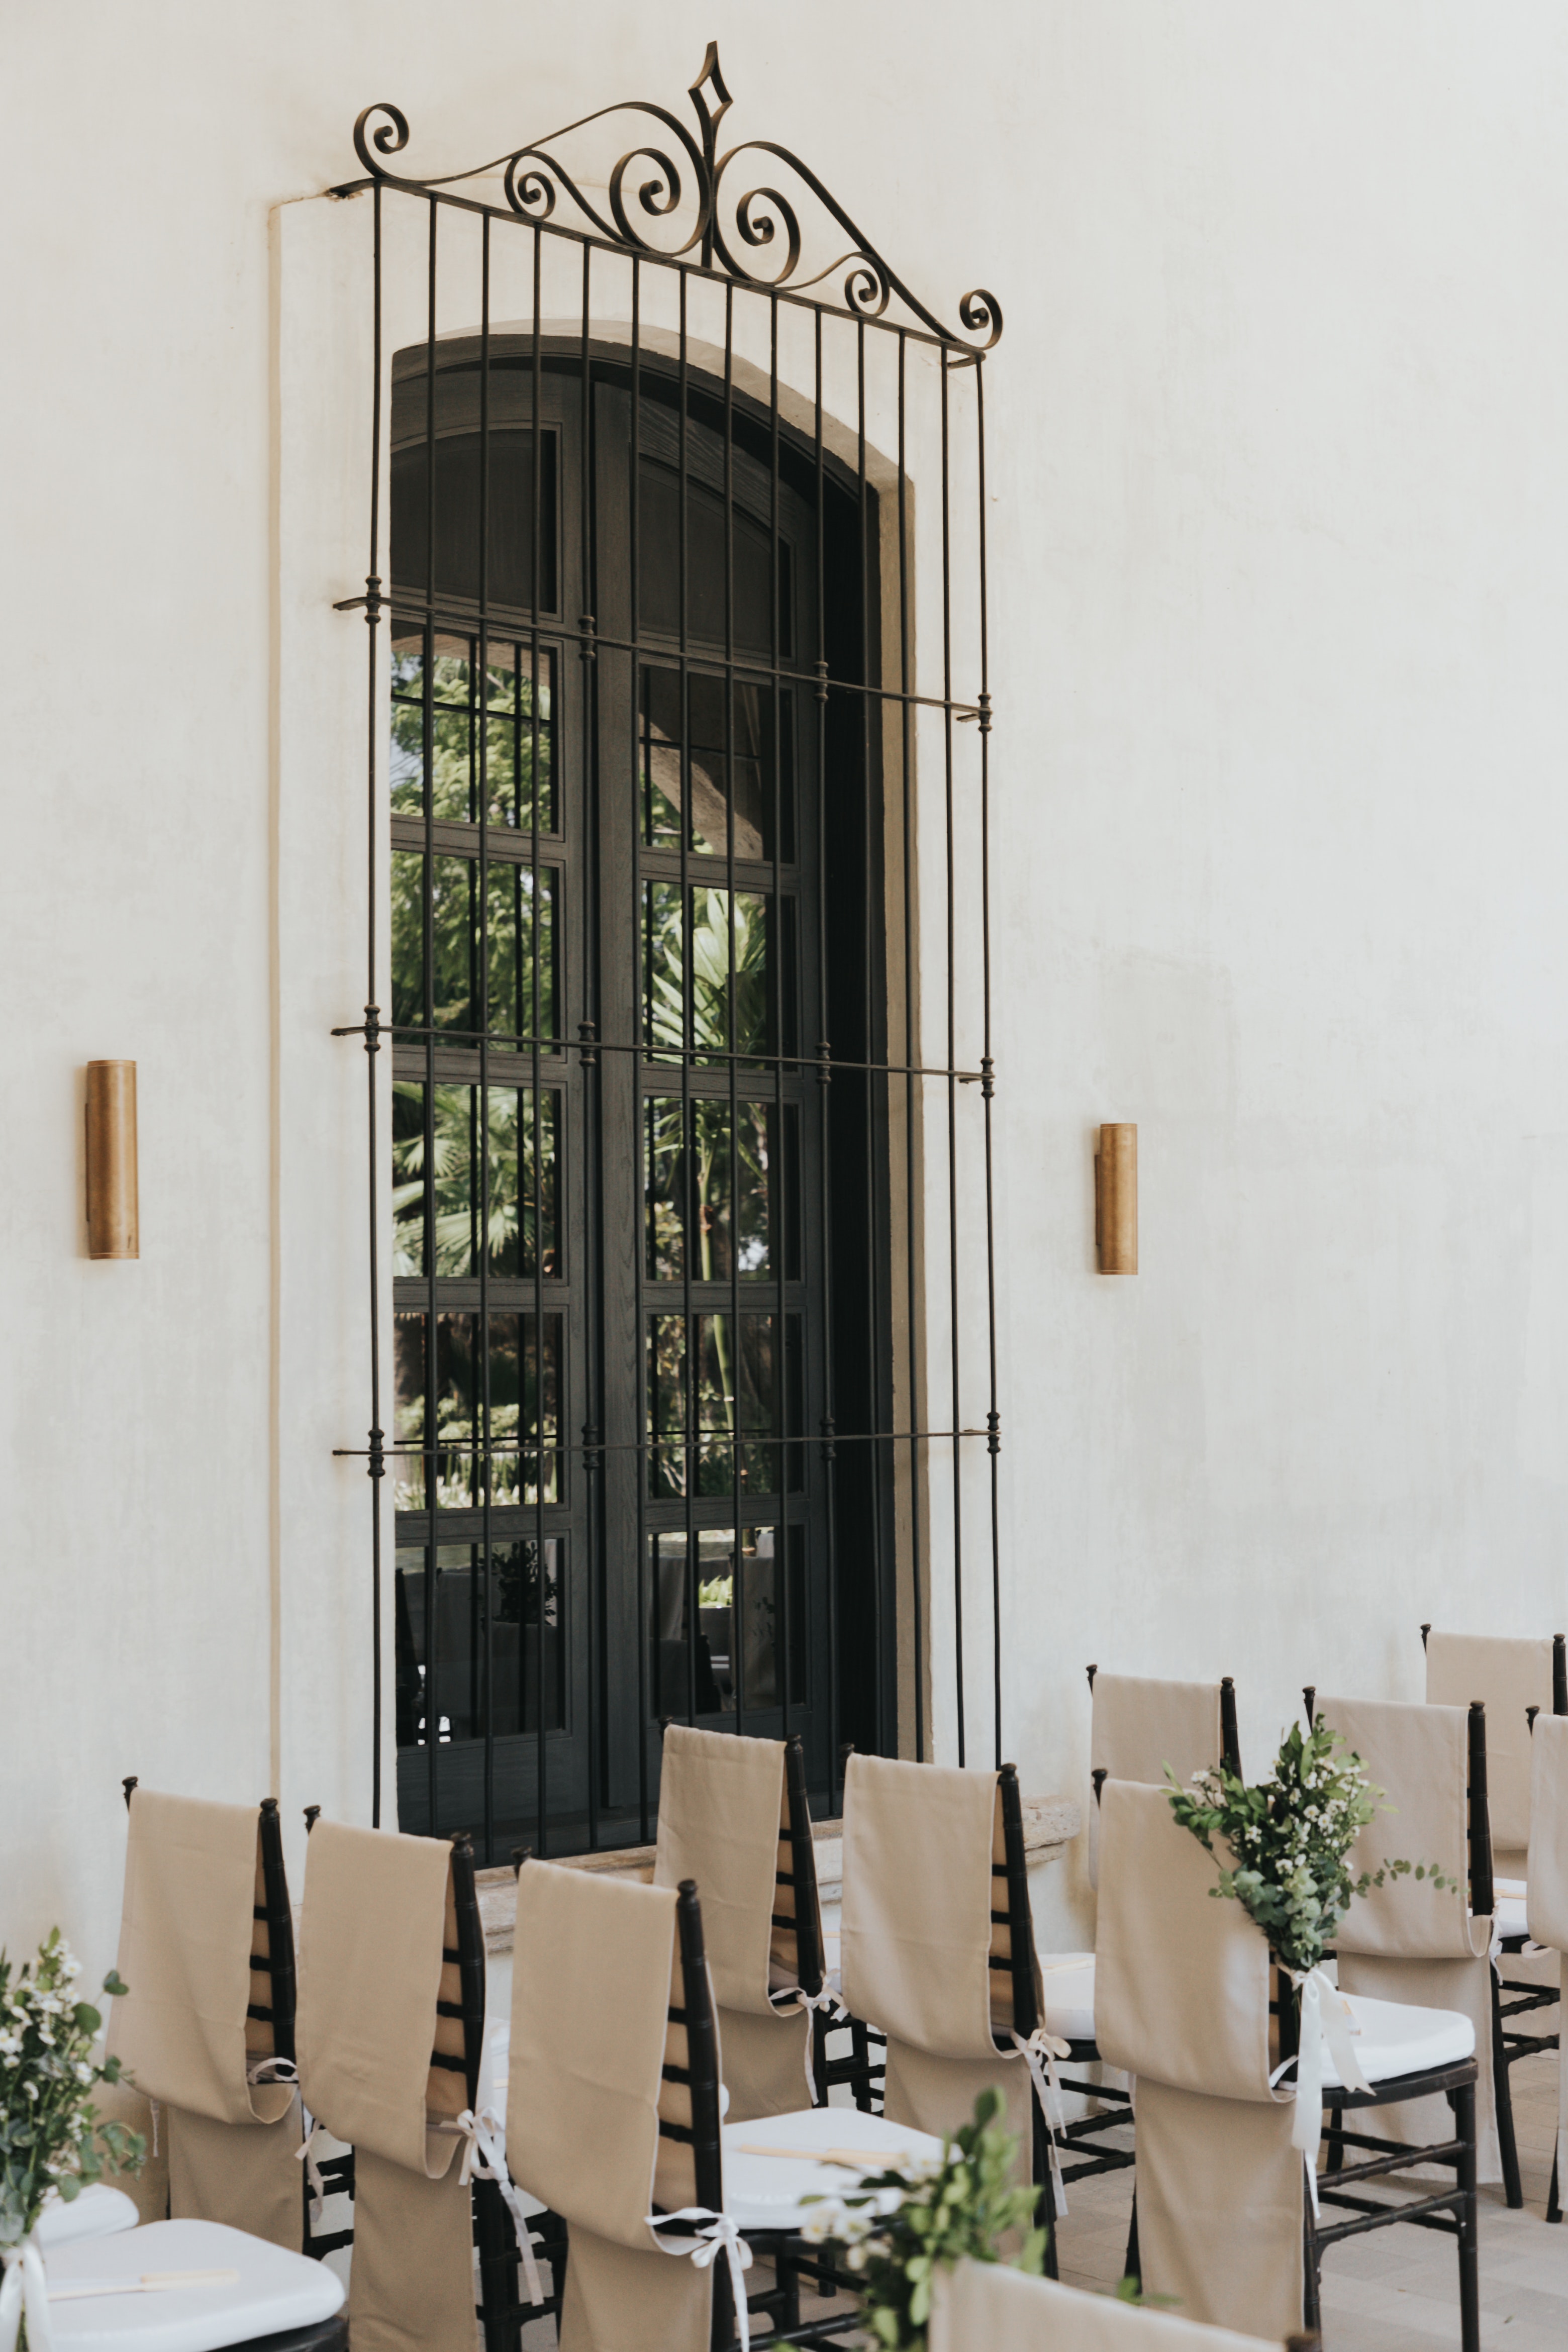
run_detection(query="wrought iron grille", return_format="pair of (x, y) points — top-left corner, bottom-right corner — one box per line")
(332, 45), (1003, 1859)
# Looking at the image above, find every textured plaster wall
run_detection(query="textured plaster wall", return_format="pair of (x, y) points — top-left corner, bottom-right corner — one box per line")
(3, 0), (1568, 1975)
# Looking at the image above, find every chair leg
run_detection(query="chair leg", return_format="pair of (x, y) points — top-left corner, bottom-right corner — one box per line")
(1491, 1969), (1524, 2210)
(1451, 2081), (1480, 2352)
(1549, 2144), (1562, 2226)
(1123, 2190), (1139, 2287)
(1301, 2191), (1322, 2340)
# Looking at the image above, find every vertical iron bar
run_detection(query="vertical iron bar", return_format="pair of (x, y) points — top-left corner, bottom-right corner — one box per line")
(724, 281), (743, 1737)
(478, 215), (496, 1867)
(530, 224), (547, 1855)
(855, 317), (887, 1758)
(631, 255), (649, 1841)
(975, 357), (1001, 1771)
(367, 181), (386, 1825)
(940, 347), (965, 1767)
(679, 273), (697, 1730)
(579, 241), (599, 1853)
(424, 195), (440, 1838)
(770, 290), (790, 1741)
(814, 311), (840, 1816)
(897, 329), (922, 1762)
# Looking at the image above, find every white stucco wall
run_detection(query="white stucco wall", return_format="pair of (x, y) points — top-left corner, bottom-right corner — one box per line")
(4, 0), (1568, 1977)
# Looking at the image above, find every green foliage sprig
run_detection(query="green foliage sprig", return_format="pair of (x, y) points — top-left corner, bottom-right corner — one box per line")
(799, 2089), (1046, 2349)
(1165, 1720), (1456, 1976)
(0, 1932), (144, 2250)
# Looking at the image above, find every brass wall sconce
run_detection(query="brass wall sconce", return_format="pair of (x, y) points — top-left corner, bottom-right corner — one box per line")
(86, 1061), (139, 1259)
(1094, 1122), (1137, 1274)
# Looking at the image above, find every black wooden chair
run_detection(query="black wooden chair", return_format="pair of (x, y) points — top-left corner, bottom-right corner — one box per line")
(299, 1812), (566, 2350)
(1295, 1689), (1483, 2350)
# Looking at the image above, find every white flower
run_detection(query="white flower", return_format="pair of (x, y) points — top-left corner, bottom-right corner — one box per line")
(845, 2244), (868, 2273)
(75, 2063), (93, 2084)
(22, 2082), (37, 2100)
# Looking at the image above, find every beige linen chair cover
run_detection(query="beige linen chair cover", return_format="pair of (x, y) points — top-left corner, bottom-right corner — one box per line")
(507, 1859), (714, 2352)
(1527, 1715), (1568, 2189)
(295, 1820), (477, 2352)
(1425, 1632), (1552, 1869)
(839, 1754), (1042, 2172)
(104, 1790), (302, 2250)
(1089, 1674), (1227, 1888)
(1317, 1694), (1498, 2184)
(929, 2256), (1283, 2352)
(1096, 1781), (1302, 2341)
(653, 1723), (815, 2121)
(90, 2078), (169, 2228)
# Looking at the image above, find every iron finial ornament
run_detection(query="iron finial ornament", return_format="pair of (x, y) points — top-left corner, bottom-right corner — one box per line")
(337, 44), (1001, 351)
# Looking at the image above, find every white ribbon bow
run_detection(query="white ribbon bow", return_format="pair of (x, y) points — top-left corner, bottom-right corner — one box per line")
(295, 2113), (328, 2223)
(447, 2108), (546, 2307)
(647, 2210), (754, 2352)
(0, 2235), (53, 2352)
(778, 1981), (848, 2103)
(1008, 2027), (1072, 2218)
(246, 2056), (299, 2086)
(1268, 1967), (1371, 2215)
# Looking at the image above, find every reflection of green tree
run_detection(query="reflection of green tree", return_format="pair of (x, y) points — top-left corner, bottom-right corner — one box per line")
(645, 888), (772, 1497)
(391, 650), (551, 827)
(390, 649), (556, 1044)
(392, 1315), (559, 1511)
(393, 1084), (556, 1280)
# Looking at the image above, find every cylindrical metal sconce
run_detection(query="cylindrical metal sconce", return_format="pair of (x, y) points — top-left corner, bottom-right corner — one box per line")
(85, 1061), (139, 1259)
(1095, 1121), (1137, 1274)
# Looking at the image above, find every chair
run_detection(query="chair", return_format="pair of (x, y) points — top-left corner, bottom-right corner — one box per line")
(34, 2186), (139, 2250)
(295, 1816), (553, 2352)
(41, 2216), (344, 2349)
(928, 2255), (1296, 2352)
(1097, 1779), (1478, 2347)
(1033, 1671), (1244, 2204)
(104, 1784), (305, 2249)
(1422, 1625), (1567, 2208)
(1525, 1711), (1568, 2221)
(1313, 1690), (1501, 2198)
(653, 1724), (829, 2121)
(504, 1853), (935, 2349)
(836, 1755), (1066, 2256)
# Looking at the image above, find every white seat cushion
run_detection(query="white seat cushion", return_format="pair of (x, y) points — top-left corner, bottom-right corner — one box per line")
(1495, 1877), (1527, 1901)
(1493, 1895), (1529, 1942)
(1037, 1952), (1096, 2043)
(36, 2186), (139, 2248)
(1318, 1993), (1473, 2090)
(45, 2218), (345, 2348)
(721, 2105), (944, 2230)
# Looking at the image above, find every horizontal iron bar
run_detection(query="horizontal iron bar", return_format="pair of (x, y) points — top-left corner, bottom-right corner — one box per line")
(350, 1026), (994, 1086)
(334, 1425), (999, 1459)
(378, 598), (990, 723)
(326, 177), (977, 357)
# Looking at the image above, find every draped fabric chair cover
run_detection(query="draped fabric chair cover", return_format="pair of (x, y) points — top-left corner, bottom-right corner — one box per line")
(1425, 1633), (1553, 1876)
(1095, 1782), (1302, 2341)
(295, 1821), (476, 2352)
(929, 2257), (1282, 2352)
(506, 1860), (714, 2352)
(839, 1754), (1043, 2175)
(1317, 1694), (1499, 2183)
(1527, 1715), (1568, 2192)
(653, 1724), (816, 2122)
(105, 1790), (303, 2249)
(1089, 1675), (1227, 1888)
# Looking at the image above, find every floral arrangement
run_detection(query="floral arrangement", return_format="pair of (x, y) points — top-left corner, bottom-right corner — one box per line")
(1165, 1719), (1454, 1976)
(800, 2089), (1046, 2350)
(1, 1931), (144, 2252)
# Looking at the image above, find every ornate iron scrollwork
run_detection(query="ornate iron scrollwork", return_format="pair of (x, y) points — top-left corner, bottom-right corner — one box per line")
(337, 42), (1001, 351)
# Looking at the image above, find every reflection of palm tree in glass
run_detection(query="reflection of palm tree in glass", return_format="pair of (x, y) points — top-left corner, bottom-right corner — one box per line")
(646, 888), (769, 1491)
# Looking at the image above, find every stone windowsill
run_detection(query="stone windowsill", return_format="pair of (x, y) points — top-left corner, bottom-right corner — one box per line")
(477, 1791), (1081, 1956)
